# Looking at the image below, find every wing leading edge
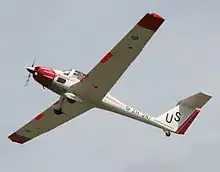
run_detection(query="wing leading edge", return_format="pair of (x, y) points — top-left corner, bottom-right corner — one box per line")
(71, 12), (165, 102)
(8, 98), (93, 144)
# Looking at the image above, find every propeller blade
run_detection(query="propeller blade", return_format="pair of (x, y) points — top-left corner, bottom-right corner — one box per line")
(31, 56), (36, 67)
(24, 73), (31, 86)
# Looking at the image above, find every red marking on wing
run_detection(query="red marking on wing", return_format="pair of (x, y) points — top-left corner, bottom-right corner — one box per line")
(137, 12), (165, 32)
(34, 113), (44, 120)
(8, 133), (31, 144)
(80, 74), (89, 83)
(53, 100), (60, 105)
(100, 52), (113, 63)
(176, 109), (201, 134)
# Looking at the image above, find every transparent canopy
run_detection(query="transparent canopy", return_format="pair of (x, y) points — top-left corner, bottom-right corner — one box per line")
(73, 70), (86, 80)
(62, 69), (86, 80)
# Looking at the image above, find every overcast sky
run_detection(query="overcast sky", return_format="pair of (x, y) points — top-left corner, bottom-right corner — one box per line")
(1, 0), (219, 171)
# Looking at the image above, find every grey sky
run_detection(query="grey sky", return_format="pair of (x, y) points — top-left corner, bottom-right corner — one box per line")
(1, 0), (219, 171)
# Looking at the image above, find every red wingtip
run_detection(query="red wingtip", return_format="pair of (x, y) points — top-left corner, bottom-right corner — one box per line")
(137, 12), (165, 32)
(8, 132), (31, 144)
(176, 109), (201, 134)
(152, 12), (165, 20)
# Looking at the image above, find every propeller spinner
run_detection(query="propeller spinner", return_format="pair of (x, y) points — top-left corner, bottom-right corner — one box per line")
(25, 58), (36, 86)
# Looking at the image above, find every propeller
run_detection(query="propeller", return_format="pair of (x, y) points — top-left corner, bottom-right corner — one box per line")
(25, 57), (36, 86)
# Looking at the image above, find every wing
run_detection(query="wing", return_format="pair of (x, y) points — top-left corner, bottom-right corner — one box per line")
(71, 12), (165, 102)
(8, 98), (93, 144)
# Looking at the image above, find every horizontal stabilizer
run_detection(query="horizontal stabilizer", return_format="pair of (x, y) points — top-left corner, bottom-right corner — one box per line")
(176, 92), (212, 109)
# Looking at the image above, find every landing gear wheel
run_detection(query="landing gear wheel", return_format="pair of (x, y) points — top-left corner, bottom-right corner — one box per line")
(54, 108), (63, 115)
(165, 131), (171, 137)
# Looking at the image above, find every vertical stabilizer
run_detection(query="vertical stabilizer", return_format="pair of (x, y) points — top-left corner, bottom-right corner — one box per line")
(155, 92), (212, 135)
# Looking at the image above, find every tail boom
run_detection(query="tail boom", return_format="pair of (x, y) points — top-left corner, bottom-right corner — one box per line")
(97, 92), (211, 137)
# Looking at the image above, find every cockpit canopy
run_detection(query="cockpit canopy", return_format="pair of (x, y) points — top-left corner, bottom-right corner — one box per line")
(62, 69), (86, 80)
(73, 70), (86, 80)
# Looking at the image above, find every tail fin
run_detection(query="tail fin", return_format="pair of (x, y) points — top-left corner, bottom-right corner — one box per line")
(155, 92), (212, 135)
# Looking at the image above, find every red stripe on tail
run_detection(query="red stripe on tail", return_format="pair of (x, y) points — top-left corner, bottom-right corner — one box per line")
(176, 108), (201, 134)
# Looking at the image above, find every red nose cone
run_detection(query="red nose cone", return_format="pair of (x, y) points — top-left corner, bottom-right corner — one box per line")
(33, 66), (57, 87)
(37, 66), (56, 79)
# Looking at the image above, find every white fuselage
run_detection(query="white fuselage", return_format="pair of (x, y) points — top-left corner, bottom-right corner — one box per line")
(48, 69), (165, 131)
